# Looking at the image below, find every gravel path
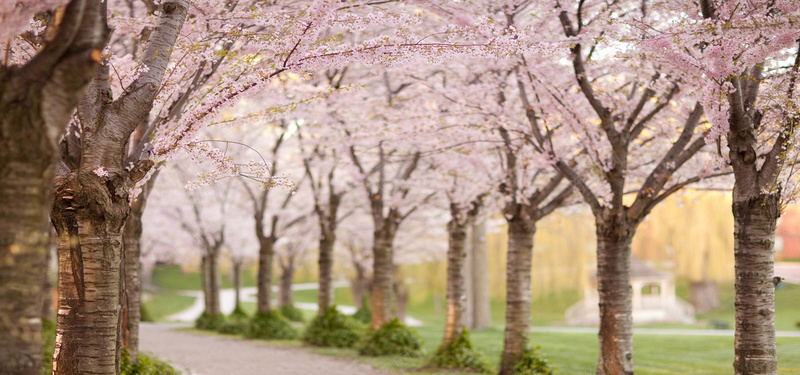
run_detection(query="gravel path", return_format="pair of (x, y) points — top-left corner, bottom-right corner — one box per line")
(139, 323), (388, 375)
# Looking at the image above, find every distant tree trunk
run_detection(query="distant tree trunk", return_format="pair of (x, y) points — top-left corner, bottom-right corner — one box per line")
(232, 260), (242, 309)
(122, 196), (146, 362)
(204, 249), (221, 316)
(499, 218), (536, 375)
(351, 262), (369, 309)
(315, 191), (340, 313)
(732, 194), (779, 374)
(279, 264), (294, 309)
(371, 225), (397, 329)
(201, 255), (210, 310)
(595, 222), (635, 375)
(0, 0), (107, 372)
(464, 225), (474, 329)
(318, 232), (336, 312)
(690, 280), (720, 314)
(441, 209), (469, 347)
(471, 218), (491, 330)
(394, 279), (409, 324)
(256, 237), (275, 314)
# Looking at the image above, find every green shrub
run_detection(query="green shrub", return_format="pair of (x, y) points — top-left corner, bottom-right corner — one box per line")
(511, 343), (555, 375)
(121, 348), (180, 375)
(796, 320), (800, 329)
(303, 306), (365, 348)
(352, 304), (372, 324)
(280, 304), (305, 322)
(358, 318), (424, 357)
(430, 329), (491, 373)
(195, 311), (225, 331)
(244, 310), (298, 340)
(139, 304), (154, 323)
(41, 319), (55, 375)
(217, 306), (249, 335)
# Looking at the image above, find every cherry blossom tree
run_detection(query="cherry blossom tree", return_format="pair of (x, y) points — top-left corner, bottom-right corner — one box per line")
(504, 2), (729, 372)
(635, 2), (800, 373)
(300, 121), (354, 313)
(41, 1), (518, 371)
(0, 2), (106, 372)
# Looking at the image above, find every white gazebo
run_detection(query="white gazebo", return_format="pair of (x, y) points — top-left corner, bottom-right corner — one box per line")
(565, 257), (695, 325)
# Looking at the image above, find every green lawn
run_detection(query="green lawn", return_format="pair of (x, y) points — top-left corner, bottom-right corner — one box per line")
(150, 265), (256, 291)
(142, 292), (196, 321)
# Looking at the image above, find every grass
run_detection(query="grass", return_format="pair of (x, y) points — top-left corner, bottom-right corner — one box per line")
(180, 315), (800, 375)
(292, 287), (356, 306)
(141, 292), (196, 321)
(150, 265), (256, 291)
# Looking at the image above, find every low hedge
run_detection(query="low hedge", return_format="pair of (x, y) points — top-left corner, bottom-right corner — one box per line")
(244, 310), (298, 340)
(302, 306), (365, 348)
(358, 318), (424, 357)
(430, 329), (491, 373)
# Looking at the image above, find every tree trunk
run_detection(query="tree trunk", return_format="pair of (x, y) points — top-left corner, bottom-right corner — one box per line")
(352, 263), (368, 309)
(43, 239), (55, 320)
(370, 227), (396, 329)
(318, 233), (336, 313)
(279, 265), (294, 309)
(121, 197), (145, 362)
(51, 172), (131, 375)
(257, 238), (275, 314)
(441, 214), (469, 347)
(233, 260), (242, 309)
(595, 226), (635, 375)
(471, 218), (491, 330)
(0, 1), (107, 371)
(204, 250), (221, 316)
(732, 194), (779, 374)
(689, 280), (720, 314)
(499, 218), (536, 375)
(395, 280), (409, 324)
(0, 166), (51, 375)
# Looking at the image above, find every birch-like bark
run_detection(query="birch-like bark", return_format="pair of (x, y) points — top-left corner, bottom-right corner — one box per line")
(731, 195), (778, 374)
(499, 217), (536, 375)
(0, 1), (107, 373)
(122, 198), (145, 362)
(50, 2), (188, 373)
(595, 226), (635, 375)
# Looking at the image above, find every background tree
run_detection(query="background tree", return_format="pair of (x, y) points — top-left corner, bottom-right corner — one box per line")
(636, 1), (800, 372)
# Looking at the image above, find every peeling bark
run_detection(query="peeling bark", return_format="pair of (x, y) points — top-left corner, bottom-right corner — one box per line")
(51, 171), (131, 375)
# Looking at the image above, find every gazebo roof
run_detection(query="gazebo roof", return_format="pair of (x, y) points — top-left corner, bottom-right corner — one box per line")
(590, 256), (674, 281)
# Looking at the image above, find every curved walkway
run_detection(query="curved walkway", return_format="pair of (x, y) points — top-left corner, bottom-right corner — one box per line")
(140, 323), (387, 375)
(165, 282), (423, 326)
